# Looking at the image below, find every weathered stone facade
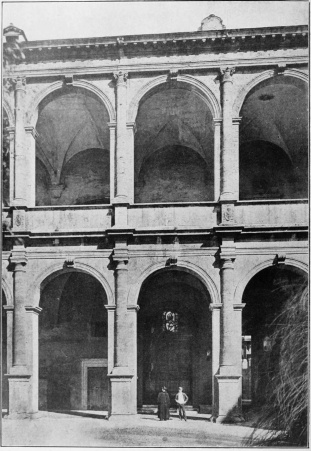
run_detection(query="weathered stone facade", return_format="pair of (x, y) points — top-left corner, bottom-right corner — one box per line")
(2, 18), (308, 421)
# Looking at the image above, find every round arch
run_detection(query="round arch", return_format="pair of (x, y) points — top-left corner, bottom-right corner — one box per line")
(1, 277), (13, 306)
(2, 99), (14, 127)
(234, 257), (308, 304)
(128, 74), (221, 122)
(28, 261), (114, 308)
(233, 69), (308, 117)
(27, 79), (116, 126)
(128, 260), (220, 307)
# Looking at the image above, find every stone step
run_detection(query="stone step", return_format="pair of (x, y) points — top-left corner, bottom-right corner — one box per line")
(138, 405), (199, 414)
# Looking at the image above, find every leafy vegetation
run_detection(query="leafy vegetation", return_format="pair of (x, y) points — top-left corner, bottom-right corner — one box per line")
(247, 281), (308, 446)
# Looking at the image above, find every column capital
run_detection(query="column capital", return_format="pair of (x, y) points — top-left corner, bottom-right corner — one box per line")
(105, 304), (116, 311)
(112, 248), (129, 265)
(219, 252), (236, 268)
(219, 67), (235, 83)
(12, 76), (26, 91)
(113, 70), (128, 85)
(10, 247), (28, 268)
(3, 305), (14, 311)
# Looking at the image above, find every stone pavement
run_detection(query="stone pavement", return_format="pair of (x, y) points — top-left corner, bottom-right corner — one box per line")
(2, 411), (268, 447)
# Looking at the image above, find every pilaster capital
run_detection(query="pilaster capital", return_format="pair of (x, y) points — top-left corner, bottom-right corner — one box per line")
(213, 118), (222, 126)
(219, 67), (235, 83)
(108, 121), (117, 130)
(3, 305), (14, 312)
(25, 306), (42, 315)
(233, 303), (246, 311)
(127, 305), (140, 312)
(10, 247), (28, 268)
(209, 303), (222, 312)
(232, 117), (242, 125)
(113, 70), (128, 86)
(24, 125), (37, 138)
(105, 304), (116, 311)
(126, 121), (137, 133)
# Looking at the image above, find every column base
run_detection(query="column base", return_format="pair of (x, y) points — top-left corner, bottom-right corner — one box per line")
(214, 372), (242, 423)
(6, 370), (31, 415)
(108, 367), (134, 416)
(108, 413), (138, 422)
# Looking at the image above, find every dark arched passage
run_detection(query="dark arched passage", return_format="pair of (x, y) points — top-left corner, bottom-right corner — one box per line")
(242, 265), (307, 405)
(39, 271), (108, 411)
(137, 268), (212, 408)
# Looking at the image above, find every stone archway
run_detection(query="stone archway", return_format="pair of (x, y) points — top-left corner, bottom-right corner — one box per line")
(38, 270), (109, 411)
(133, 79), (216, 203)
(137, 268), (213, 409)
(241, 264), (307, 405)
(239, 75), (308, 200)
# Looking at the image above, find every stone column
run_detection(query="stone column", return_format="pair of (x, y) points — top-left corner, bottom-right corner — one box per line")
(219, 67), (236, 224)
(7, 246), (31, 416)
(113, 70), (129, 204)
(213, 119), (222, 201)
(105, 304), (115, 417)
(25, 306), (42, 414)
(215, 243), (242, 422)
(209, 303), (222, 419)
(108, 122), (116, 202)
(108, 242), (134, 418)
(12, 77), (28, 207)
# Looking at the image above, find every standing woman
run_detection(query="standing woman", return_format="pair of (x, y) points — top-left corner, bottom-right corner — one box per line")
(157, 386), (170, 421)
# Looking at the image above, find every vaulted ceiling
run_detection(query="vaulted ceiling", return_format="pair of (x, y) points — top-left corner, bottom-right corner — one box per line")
(135, 86), (214, 179)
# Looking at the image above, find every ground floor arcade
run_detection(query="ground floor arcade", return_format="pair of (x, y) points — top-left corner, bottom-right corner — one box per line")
(2, 243), (307, 421)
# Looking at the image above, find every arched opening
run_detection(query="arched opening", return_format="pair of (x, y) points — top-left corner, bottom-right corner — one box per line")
(39, 271), (108, 411)
(239, 76), (307, 200)
(2, 108), (10, 206)
(2, 291), (8, 411)
(35, 86), (110, 206)
(242, 265), (307, 406)
(134, 84), (214, 203)
(137, 268), (212, 409)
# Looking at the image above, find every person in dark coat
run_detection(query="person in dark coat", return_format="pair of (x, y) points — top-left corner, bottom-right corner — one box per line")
(157, 386), (170, 421)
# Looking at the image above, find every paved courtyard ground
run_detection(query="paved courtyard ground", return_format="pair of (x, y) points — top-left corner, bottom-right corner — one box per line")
(2, 411), (268, 447)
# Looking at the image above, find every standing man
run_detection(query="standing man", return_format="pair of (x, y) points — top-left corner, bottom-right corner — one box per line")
(157, 386), (170, 421)
(175, 387), (188, 421)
